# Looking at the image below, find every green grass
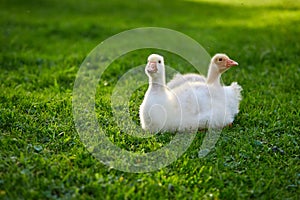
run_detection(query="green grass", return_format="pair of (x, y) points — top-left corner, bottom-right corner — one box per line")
(1, 0), (300, 199)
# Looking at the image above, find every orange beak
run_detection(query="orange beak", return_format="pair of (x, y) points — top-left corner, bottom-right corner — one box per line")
(226, 59), (239, 68)
(146, 61), (158, 73)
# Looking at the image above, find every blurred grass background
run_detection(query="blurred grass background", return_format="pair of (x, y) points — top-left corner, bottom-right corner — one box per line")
(0, 0), (300, 199)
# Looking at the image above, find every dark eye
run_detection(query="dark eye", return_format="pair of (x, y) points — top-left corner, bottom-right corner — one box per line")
(218, 58), (223, 61)
(158, 60), (161, 64)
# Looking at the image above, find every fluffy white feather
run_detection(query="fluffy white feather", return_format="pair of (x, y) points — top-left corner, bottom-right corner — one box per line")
(167, 73), (206, 89)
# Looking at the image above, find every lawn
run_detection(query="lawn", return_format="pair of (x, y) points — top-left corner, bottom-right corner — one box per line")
(1, 0), (300, 199)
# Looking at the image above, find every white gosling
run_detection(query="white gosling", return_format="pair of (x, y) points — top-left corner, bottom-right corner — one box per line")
(205, 54), (242, 128)
(170, 53), (242, 128)
(139, 54), (200, 133)
(139, 54), (179, 133)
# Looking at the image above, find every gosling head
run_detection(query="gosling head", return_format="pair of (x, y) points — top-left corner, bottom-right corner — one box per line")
(145, 54), (165, 76)
(211, 53), (238, 73)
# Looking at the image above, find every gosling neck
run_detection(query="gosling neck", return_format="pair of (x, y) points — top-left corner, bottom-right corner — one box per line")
(149, 72), (166, 90)
(206, 63), (221, 86)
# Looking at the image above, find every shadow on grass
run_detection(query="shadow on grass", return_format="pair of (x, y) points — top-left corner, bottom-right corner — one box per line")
(1, 0), (299, 73)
